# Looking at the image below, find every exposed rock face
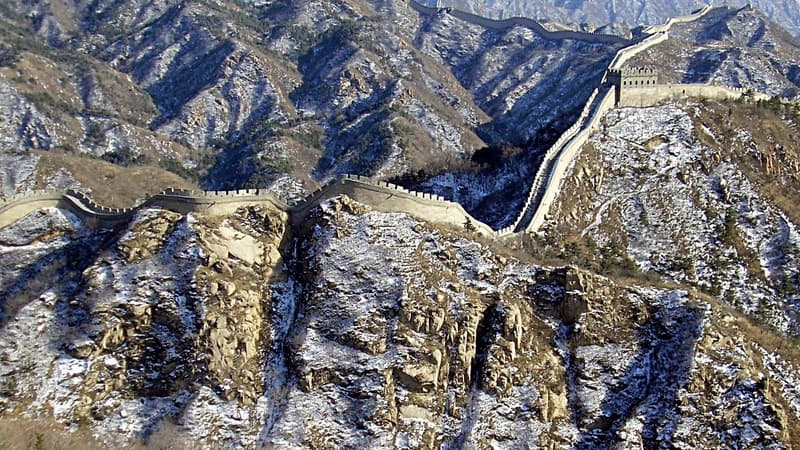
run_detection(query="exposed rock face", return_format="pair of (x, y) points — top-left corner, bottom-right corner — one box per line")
(273, 198), (572, 447)
(0, 204), (289, 447)
(4, 197), (798, 448)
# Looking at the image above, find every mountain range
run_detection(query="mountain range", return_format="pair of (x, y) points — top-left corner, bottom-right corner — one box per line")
(1, 0), (800, 448)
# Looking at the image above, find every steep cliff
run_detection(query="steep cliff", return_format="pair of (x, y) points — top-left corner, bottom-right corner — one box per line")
(1, 196), (799, 448)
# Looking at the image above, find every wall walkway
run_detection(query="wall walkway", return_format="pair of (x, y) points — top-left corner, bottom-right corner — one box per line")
(0, 177), (497, 237)
(525, 87), (617, 232)
(2, 4), (774, 240)
(642, 5), (713, 34)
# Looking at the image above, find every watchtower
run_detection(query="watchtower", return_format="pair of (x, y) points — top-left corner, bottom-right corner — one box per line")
(607, 68), (658, 103)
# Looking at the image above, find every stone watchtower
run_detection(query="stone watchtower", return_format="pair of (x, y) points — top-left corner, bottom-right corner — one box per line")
(607, 68), (658, 104)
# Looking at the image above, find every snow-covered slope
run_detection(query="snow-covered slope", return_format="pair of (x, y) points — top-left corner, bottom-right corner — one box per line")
(1, 196), (799, 447)
(544, 99), (800, 336)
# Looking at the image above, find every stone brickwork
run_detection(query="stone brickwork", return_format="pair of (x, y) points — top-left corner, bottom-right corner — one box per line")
(618, 84), (771, 107)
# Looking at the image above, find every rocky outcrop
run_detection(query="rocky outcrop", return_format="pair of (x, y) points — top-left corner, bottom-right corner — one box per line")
(1, 197), (800, 448)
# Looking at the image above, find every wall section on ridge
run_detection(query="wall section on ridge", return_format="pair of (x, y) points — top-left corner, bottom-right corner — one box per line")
(619, 84), (771, 107)
(526, 88), (617, 232)
(0, 178), (500, 238)
(291, 177), (497, 236)
(407, 0), (628, 44)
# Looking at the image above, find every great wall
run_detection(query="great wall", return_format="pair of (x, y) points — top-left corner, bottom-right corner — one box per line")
(0, 176), (498, 236)
(406, 0), (629, 44)
(0, 3), (785, 239)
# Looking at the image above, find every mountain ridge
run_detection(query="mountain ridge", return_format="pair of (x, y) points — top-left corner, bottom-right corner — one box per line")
(428, 0), (800, 38)
(1, 2), (800, 448)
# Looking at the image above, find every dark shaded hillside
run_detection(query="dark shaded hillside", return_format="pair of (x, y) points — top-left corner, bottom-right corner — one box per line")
(0, 0), (617, 210)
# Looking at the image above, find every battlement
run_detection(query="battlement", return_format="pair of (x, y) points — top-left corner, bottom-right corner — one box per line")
(0, 175), (501, 238)
(607, 67), (658, 88)
(609, 68), (656, 77)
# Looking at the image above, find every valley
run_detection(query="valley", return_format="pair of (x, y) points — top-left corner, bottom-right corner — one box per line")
(1, 0), (800, 448)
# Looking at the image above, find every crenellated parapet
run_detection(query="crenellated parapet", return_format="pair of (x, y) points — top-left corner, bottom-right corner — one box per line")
(291, 174), (499, 236)
(65, 189), (138, 216)
(0, 175), (501, 238)
(340, 175), (448, 201)
(607, 67), (658, 87)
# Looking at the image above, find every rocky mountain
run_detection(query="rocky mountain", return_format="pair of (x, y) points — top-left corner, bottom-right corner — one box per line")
(1, 196), (799, 448)
(541, 97), (800, 335)
(430, 0), (800, 38)
(2, 0), (800, 448)
(1, 0), (797, 228)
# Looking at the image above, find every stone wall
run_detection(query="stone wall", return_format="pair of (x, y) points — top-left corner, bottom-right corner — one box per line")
(0, 177), (499, 238)
(407, 0), (628, 44)
(526, 88), (617, 232)
(605, 32), (669, 76)
(292, 175), (497, 236)
(618, 84), (771, 107)
(505, 87), (603, 233)
(643, 5), (713, 34)
(601, 5), (711, 79)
